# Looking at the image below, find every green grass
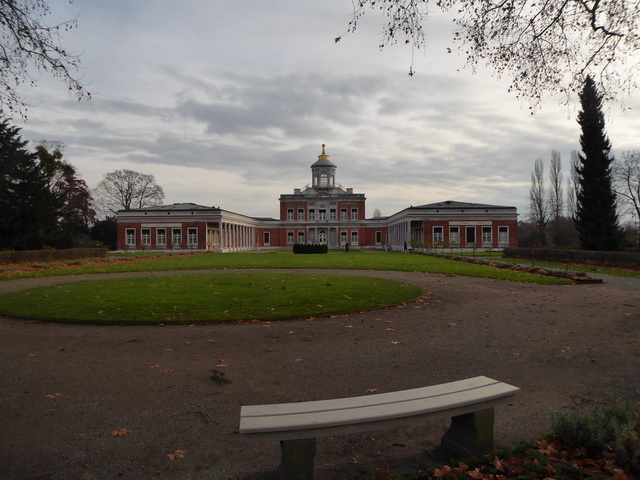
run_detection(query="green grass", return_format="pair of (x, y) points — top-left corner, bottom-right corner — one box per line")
(0, 273), (423, 324)
(0, 250), (572, 284)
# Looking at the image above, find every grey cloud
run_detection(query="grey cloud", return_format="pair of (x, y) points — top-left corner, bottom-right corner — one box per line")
(173, 71), (387, 139)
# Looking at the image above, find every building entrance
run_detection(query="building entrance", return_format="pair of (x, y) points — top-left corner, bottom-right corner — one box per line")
(318, 230), (327, 244)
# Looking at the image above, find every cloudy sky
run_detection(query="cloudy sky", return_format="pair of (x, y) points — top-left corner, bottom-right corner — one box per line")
(14, 0), (640, 220)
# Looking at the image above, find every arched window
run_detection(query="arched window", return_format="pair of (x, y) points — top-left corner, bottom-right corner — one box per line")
(320, 170), (328, 187)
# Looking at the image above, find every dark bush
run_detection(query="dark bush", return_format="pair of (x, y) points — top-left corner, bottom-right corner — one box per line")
(292, 243), (328, 254)
(0, 247), (108, 265)
(551, 400), (640, 475)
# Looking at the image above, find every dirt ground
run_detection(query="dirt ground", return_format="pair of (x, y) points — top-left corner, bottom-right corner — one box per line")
(0, 269), (638, 480)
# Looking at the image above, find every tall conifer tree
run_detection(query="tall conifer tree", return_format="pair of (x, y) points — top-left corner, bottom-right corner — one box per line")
(574, 76), (622, 251)
(0, 119), (58, 249)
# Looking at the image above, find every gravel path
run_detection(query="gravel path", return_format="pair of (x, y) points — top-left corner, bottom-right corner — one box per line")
(0, 270), (638, 479)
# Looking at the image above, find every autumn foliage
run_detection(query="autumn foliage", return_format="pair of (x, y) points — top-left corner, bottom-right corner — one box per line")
(379, 401), (640, 480)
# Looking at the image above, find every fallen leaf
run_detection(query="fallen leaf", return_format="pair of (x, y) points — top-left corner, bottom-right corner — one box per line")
(467, 468), (484, 479)
(96, 311), (103, 315)
(215, 364), (226, 367)
(434, 466), (452, 476)
(295, 358), (303, 362)
(76, 433), (87, 440)
(288, 330), (295, 334)
(45, 393), (61, 399)
(27, 353), (37, 358)
(391, 341), (400, 345)
(162, 368), (174, 373)
(367, 388), (378, 393)
(386, 328), (395, 332)
(167, 449), (186, 460)
(149, 364), (160, 368)
(111, 428), (129, 437)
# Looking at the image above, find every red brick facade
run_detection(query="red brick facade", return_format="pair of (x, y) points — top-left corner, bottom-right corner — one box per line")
(116, 147), (518, 251)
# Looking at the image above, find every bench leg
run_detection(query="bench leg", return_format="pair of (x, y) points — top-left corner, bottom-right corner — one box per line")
(441, 408), (495, 457)
(279, 438), (317, 480)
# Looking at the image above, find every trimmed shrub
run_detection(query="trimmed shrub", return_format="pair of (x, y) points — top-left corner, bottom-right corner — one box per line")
(292, 243), (328, 254)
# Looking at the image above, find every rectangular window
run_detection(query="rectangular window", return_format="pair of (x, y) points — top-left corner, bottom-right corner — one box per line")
(297, 209), (304, 220)
(449, 226), (459, 244)
(498, 226), (508, 245)
(308, 209), (315, 220)
(340, 231), (347, 244)
(351, 208), (358, 220)
(263, 232), (270, 246)
(141, 229), (151, 246)
(287, 231), (294, 244)
(319, 209), (326, 220)
(351, 230), (358, 245)
(330, 208), (336, 220)
(287, 209), (294, 221)
(482, 226), (492, 245)
(188, 228), (198, 247)
(157, 228), (166, 246)
(375, 231), (382, 245)
(433, 226), (444, 243)
(465, 227), (476, 245)
(125, 229), (135, 247)
(297, 231), (304, 243)
(172, 228), (182, 247)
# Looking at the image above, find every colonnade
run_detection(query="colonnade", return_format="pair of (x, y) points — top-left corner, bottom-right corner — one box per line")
(219, 222), (255, 251)
(387, 221), (410, 251)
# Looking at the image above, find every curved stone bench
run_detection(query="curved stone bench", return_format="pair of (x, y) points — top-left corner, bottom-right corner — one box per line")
(240, 376), (520, 480)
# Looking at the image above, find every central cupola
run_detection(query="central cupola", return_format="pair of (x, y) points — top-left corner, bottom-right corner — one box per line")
(311, 144), (337, 189)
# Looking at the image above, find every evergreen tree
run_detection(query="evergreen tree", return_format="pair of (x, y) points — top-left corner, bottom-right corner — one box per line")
(90, 216), (117, 250)
(0, 119), (58, 249)
(574, 76), (622, 251)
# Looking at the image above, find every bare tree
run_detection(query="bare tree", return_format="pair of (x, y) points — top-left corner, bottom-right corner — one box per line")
(549, 151), (564, 222)
(340, 0), (640, 107)
(547, 150), (565, 246)
(528, 158), (548, 243)
(1, 0), (90, 118)
(94, 169), (164, 216)
(613, 150), (640, 221)
(567, 150), (581, 219)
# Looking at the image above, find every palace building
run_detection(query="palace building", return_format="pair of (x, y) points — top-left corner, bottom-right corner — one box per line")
(116, 145), (518, 252)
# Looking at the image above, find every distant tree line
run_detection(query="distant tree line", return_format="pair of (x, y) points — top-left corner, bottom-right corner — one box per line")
(526, 76), (638, 251)
(0, 118), (165, 251)
(0, 119), (95, 249)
